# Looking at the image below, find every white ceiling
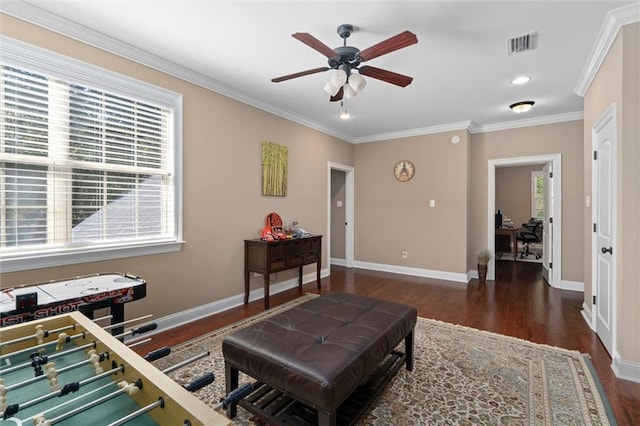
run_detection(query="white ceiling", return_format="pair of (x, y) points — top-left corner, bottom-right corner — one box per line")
(3, 1), (635, 142)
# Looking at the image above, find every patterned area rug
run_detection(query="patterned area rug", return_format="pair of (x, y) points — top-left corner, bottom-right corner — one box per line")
(152, 294), (614, 425)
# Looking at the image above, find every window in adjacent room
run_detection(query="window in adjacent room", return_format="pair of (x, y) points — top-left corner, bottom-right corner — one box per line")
(1, 37), (183, 272)
(531, 170), (544, 219)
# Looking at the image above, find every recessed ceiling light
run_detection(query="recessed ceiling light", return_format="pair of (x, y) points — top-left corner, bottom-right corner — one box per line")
(511, 76), (531, 85)
(509, 101), (535, 113)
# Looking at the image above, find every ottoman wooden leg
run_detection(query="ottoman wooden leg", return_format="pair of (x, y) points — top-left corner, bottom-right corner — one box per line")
(225, 362), (239, 418)
(405, 329), (414, 371)
(317, 409), (336, 426)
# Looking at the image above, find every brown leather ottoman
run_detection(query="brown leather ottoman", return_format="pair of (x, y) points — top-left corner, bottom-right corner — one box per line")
(222, 292), (417, 425)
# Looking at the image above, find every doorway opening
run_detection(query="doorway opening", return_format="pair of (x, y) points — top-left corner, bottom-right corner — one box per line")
(487, 155), (562, 288)
(327, 162), (354, 268)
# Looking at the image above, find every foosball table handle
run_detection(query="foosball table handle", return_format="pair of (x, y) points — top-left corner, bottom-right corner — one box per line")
(182, 372), (215, 392)
(214, 382), (255, 410)
(131, 323), (158, 336)
(143, 346), (171, 362)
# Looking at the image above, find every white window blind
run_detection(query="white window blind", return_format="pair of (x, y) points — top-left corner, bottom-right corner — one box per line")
(1, 37), (183, 272)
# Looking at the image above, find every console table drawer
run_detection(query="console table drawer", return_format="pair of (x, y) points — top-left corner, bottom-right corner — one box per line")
(244, 235), (322, 309)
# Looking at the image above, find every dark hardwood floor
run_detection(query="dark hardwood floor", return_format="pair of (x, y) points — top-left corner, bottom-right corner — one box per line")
(133, 261), (640, 425)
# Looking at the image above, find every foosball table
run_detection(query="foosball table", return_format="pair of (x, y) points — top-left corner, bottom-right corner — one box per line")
(0, 312), (230, 425)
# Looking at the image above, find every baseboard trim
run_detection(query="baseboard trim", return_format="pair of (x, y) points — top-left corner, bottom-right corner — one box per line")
(143, 267), (330, 336)
(353, 261), (468, 283)
(612, 352), (640, 383)
(468, 269), (478, 281)
(581, 302), (595, 330)
(561, 280), (584, 292)
(330, 257), (346, 266)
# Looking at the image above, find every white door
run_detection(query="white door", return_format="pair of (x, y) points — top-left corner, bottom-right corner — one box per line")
(542, 163), (552, 284)
(593, 107), (616, 356)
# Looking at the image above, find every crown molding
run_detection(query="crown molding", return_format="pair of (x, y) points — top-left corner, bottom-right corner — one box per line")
(575, 3), (640, 97)
(0, 1), (593, 144)
(0, 0), (353, 143)
(352, 121), (473, 144)
(468, 111), (584, 134)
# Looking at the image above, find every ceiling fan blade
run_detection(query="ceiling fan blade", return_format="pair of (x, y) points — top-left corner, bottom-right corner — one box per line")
(271, 67), (330, 83)
(357, 31), (418, 62)
(330, 86), (344, 102)
(359, 66), (413, 87)
(292, 32), (337, 58)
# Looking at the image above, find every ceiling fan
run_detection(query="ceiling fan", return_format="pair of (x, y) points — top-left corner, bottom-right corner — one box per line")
(271, 24), (418, 102)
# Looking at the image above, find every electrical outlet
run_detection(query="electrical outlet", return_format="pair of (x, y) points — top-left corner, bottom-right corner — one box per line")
(402, 250), (408, 259)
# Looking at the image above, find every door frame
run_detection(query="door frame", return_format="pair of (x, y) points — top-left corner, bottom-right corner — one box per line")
(590, 102), (617, 351)
(327, 162), (354, 268)
(487, 154), (562, 288)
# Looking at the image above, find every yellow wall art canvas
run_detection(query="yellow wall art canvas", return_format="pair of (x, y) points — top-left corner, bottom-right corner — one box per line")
(261, 141), (288, 196)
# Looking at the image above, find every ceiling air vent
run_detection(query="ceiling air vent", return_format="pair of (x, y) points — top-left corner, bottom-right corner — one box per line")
(507, 31), (537, 55)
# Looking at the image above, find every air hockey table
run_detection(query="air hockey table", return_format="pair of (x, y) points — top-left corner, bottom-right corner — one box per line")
(1, 274), (146, 334)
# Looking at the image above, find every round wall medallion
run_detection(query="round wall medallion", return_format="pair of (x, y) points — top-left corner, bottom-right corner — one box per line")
(393, 160), (415, 182)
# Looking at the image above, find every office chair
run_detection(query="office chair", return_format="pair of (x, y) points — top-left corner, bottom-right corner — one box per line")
(517, 219), (543, 259)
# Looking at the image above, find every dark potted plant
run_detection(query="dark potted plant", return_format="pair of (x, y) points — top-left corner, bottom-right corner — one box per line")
(477, 249), (492, 284)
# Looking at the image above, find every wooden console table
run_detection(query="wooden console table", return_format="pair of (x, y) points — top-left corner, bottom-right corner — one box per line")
(244, 235), (322, 309)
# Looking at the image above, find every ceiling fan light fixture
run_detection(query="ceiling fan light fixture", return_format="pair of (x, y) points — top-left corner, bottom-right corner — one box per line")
(324, 80), (341, 96)
(329, 69), (348, 87)
(509, 100), (535, 113)
(348, 73), (366, 92)
(339, 100), (351, 120)
(343, 84), (358, 99)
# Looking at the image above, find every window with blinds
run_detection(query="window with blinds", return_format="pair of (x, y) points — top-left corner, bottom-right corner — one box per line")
(1, 37), (183, 272)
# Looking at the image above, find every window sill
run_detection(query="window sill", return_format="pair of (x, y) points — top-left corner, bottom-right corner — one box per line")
(0, 241), (185, 273)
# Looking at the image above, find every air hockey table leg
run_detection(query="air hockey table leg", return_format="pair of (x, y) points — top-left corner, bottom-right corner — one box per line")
(109, 303), (125, 336)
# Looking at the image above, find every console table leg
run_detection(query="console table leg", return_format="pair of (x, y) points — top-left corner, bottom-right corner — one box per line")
(316, 261), (321, 290)
(244, 270), (250, 304)
(263, 274), (270, 310)
(298, 266), (303, 288)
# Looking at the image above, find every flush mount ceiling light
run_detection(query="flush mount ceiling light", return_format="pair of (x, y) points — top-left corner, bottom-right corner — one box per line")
(511, 75), (531, 85)
(509, 100), (535, 113)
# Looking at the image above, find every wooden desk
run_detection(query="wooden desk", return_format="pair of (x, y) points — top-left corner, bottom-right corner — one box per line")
(244, 235), (322, 309)
(495, 227), (519, 260)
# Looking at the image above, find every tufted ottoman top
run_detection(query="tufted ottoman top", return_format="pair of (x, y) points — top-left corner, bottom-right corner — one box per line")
(222, 292), (417, 412)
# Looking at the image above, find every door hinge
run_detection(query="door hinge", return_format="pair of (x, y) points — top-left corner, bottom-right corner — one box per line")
(549, 262), (553, 269)
(594, 151), (598, 160)
(549, 172), (553, 178)
(593, 295), (596, 305)
(593, 223), (597, 232)
(549, 217), (553, 224)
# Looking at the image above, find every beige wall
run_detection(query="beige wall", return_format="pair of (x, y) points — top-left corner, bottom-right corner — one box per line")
(583, 23), (640, 365)
(353, 132), (469, 274)
(330, 170), (346, 260)
(467, 121), (584, 281)
(496, 165), (544, 227)
(0, 15), (353, 320)
(4, 15), (631, 358)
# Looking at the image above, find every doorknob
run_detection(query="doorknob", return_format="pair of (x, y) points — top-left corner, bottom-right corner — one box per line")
(601, 246), (613, 254)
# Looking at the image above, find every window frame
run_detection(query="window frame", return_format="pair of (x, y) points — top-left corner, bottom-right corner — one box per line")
(1, 37), (184, 273)
(531, 170), (544, 220)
